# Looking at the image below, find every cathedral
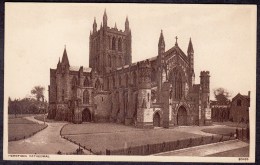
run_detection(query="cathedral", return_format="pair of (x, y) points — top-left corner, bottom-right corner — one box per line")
(48, 10), (212, 128)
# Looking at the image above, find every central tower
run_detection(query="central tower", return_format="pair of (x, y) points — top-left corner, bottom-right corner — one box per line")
(89, 10), (132, 75)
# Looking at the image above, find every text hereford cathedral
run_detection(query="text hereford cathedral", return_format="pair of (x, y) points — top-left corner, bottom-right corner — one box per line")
(48, 10), (212, 128)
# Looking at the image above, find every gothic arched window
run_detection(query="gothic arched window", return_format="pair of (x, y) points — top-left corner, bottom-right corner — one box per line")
(113, 76), (116, 88)
(108, 36), (111, 49)
(84, 78), (90, 87)
(108, 55), (111, 67)
(237, 99), (242, 106)
(126, 74), (128, 87)
(151, 68), (156, 82)
(112, 37), (116, 50)
(107, 78), (110, 90)
(119, 75), (122, 86)
(118, 38), (122, 51)
(133, 72), (137, 86)
(83, 90), (89, 104)
(72, 76), (77, 89)
(95, 79), (102, 90)
(171, 70), (183, 100)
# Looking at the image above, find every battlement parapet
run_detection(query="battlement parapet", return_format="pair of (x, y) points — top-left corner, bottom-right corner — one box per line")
(200, 71), (210, 77)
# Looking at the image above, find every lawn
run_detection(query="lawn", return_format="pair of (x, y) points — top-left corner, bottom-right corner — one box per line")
(8, 114), (35, 119)
(34, 115), (66, 123)
(213, 122), (248, 128)
(8, 117), (47, 141)
(61, 123), (143, 135)
(61, 123), (203, 154)
(9, 117), (37, 124)
(201, 127), (236, 136)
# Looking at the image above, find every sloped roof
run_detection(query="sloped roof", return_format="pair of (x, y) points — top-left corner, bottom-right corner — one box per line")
(164, 45), (188, 63)
(69, 66), (92, 72)
(232, 93), (250, 103)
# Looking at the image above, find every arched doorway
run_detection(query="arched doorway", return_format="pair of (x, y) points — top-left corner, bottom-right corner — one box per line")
(153, 112), (161, 127)
(177, 106), (188, 126)
(82, 108), (91, 122)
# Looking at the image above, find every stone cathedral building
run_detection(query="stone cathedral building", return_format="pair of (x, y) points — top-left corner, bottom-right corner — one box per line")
(48, 10), (212, 128)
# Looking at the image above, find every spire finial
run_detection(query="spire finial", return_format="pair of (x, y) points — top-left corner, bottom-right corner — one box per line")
(104, 8), (107, 17)
(175, 36), (178, 46)
(158, 29), (165, 48)
(65, 44), (66, 49)
(187, 37), (194, 53)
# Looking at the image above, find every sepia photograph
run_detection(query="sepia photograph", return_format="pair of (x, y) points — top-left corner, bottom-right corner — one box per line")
(3, 3), (256, 163)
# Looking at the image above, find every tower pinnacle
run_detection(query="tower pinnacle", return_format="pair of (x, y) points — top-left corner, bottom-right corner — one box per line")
(187, 37), (194, 53)
(125, 16), (130, 31)
(158, 30), (165, 47)
(93, 17), (97, 32)
(175, 36), (178, 46)
(103, 9), (107, 27)
(61, 46), (70, 66)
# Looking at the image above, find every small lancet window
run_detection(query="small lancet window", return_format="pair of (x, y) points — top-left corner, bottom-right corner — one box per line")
(112, 37), (116, 50)
(237, 99), (242, 106)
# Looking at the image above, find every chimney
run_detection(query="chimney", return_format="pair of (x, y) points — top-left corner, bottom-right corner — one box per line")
(248, 91), (251, 98)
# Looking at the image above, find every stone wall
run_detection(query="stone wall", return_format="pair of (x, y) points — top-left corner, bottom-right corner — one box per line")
(94, 91), (112, 122)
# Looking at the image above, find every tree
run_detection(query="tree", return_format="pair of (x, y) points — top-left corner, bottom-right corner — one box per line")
(31, 86), (45, 101)
(213, 87), (231, 102)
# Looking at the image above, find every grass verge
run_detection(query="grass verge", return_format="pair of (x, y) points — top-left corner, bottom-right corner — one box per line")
(8, 117), (47, 141)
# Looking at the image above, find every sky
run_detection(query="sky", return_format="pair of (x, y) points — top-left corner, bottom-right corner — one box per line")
(5, 3), (256, 101)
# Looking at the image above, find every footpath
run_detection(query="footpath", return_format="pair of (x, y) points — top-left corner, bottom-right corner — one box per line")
(8, 116), (91, 155)
(153, 139), (249, 156)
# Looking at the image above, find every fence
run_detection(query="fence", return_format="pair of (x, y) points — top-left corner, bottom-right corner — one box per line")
(106, 134), (236, 155)
(236, 127), (249, 142)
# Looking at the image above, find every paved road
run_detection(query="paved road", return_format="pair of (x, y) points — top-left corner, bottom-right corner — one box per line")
(154, 139), (249, 156)
(8, 116), (91, 155)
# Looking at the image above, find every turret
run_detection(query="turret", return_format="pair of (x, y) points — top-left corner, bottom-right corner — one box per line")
(93, 17), (97, 33)
(136, 60), (152, 128)
(157, 30), (165, 102)
(103, 9), (107, 27)
(61, 46), (70, 65)
(200, 71), (210, 94)
(125, 16), (129, 32)
(187, 38), (194, 70)
(200, 71), (211, 125)
(188, 38), (195, 86)
(138, 59), (152, 89)
(158, 30), (165, 55)
(125, 28), (132, 65)
(60, 46), (70, 75)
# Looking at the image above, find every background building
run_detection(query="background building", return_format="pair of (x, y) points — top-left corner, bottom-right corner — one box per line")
(210, 100), (231, 122)
(230, 92), (250, 123)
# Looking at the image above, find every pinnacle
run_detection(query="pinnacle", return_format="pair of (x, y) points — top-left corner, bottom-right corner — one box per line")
(188, 37), (194, 53)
